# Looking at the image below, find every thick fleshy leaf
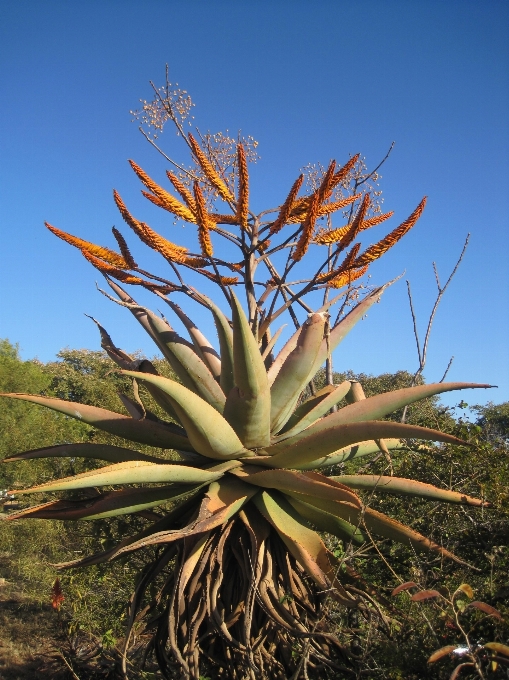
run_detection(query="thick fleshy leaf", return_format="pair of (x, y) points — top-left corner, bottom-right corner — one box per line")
(2, 443), (166, 464)
(310, 282), (394, 379)
(0, 394), (194, 451)
(274, 380), (352, 441)
(157, 296), (222, 380)
(324, 382), (494, 426)
(146, 312), (226, 412)
(232, 467), (362, 508)
(264, 420), (468, 469)
(192, 289), (235, 395)
(270, 313), (326, 434)
(466, 602), (503, 620)
(260, 324), (286, 360)
(99, 476), (257, 559)
(294, 439), (405, 470)
(223, 293), (271, 448)
(285, 495), (365, 545)
(267, 325), (303, 386)
(252, 490), (333, 589)
(121, 371), (248, 460)
(5, 484), (200, 520)
(9, 460), (226, 494)
(410, 590), (442, 602)
(391, 582), (419, 596)
(285, 491), (463, 562)
(329, 475), (487, 506)
(56, 490), (205, 568)
(136, 359), (184, 424)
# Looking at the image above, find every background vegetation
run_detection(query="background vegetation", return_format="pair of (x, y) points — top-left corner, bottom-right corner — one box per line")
(1, 338), (507, 678)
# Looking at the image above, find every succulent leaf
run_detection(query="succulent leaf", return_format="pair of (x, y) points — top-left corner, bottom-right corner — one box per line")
(9, 461), (224, 494)
(223, 293), (271, 448)
(0, 393), (194, 451)
(270, 313), (326, 433)
(294, 438), (405, 470)
(330, 475), (487, 505)
(5, 484), (201, 520)
(265, 420), (468, 469)
(274, 380), (352, 441)
(285, 495), (365, 544)
(121, 371), (248, 460)
(2, 442), (167, 464)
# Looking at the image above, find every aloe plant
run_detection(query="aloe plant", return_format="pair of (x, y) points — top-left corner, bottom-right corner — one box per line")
(1, 126), (493, 678)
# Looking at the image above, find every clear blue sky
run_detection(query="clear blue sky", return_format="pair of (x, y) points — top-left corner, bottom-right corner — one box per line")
(1, 0), (508, 409)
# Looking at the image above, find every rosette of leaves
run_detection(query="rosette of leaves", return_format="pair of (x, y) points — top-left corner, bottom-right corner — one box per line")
(1, 137), (493, 679)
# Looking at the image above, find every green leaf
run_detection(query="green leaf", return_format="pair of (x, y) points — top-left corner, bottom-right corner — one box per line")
(232, 467), (362, 508)
(265, 421), (468, 469)
(223, 292), (271, 448)
(285, 495), (365, 544)
(329, 475), (487, 506)
(274, 380), (352, 441)
(324, 382), (494, 426)
(294, 438), (405, 470)
(121, 371), (248, 460)
(270, 313), (326, 434)
(310, 282), (394, 379)
(260, 324), (286, 360)
(252, 490), (333, 589)
(10, 460), (224, 494)
(286, 491), (463, 562)
(192, 289), (235, 395)
(146, 312), (226, 413)
(2, 442), (166, 464)
(0, 393), (194, 451)
(5, 484), (201, 520)
(158, 297), (222, 382)
(267, 325), (303, 386)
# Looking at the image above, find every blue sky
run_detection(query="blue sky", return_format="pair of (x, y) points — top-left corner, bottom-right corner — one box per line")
(1, 0), (508, 408)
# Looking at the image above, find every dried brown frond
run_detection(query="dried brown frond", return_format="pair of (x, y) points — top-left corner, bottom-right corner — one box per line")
(112, 227), (137, 269)
(166, 171), (197, 212)
(210, 213), (241, 225)
(81, 249), (173, 292)
(45, 223), (129, 269)
(337, 193), (371, 251)
(269, 174), (304, 235)
(328, 264), (369, 288)
(129, 160), (196, 223)
(193, 181), (214, 257)
(317, 243), (362, 282)
(188, 133), (236, 204)
(354, 197), (427, 267)
(113, 190), (188, 263)
(236, 143), (249, 228)
(292, 191), (320, 262)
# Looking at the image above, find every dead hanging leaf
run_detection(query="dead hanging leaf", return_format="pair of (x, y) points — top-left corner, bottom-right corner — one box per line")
(51, 578), (64, 611)
(410, 589), (443, 602)
(391, 581), (419, 596)
(427, 645), (458, 664)
(466, 601), (504, 620)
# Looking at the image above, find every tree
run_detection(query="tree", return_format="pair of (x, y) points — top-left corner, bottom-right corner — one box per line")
(0, 73), (494, 679)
